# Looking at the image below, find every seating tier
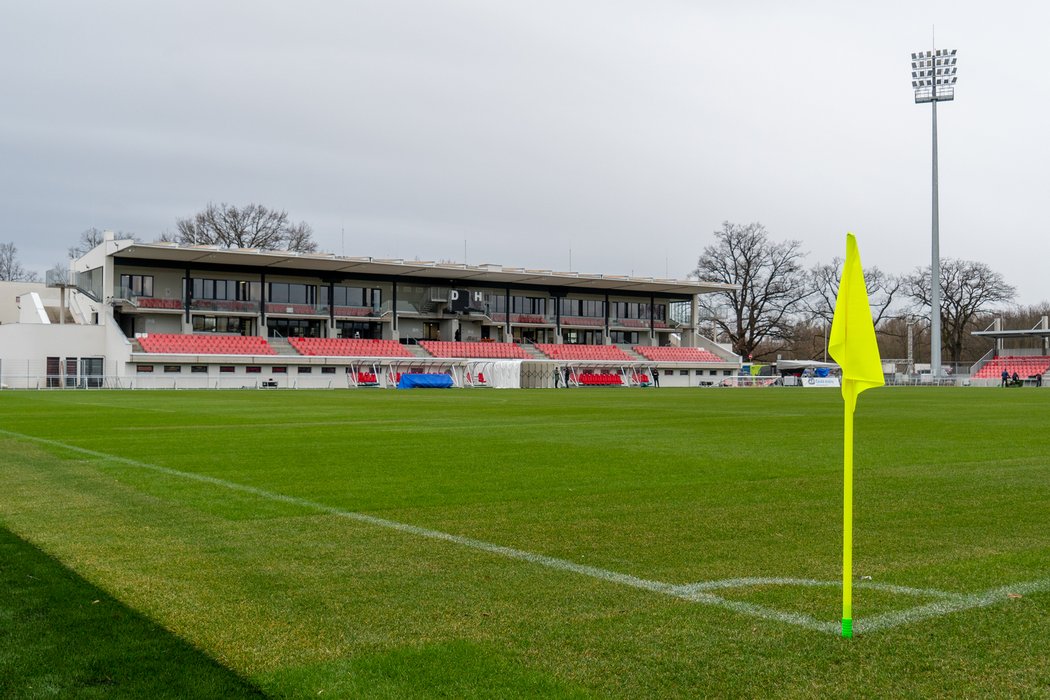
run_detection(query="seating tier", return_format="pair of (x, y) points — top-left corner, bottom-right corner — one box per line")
(973, 356), (1050, 379)
(137, 334), (275, 355)
(289, 338), (412, 357)
(632, 346), (723, 363)
(534, 344), (634, 362)
(419, 341), (529, 359)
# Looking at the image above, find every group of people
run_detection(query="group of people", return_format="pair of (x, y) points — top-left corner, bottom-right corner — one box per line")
(1001, 368), (1043, 387)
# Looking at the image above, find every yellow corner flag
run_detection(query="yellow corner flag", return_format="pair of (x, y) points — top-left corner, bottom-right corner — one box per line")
(827, 233), (884, 639)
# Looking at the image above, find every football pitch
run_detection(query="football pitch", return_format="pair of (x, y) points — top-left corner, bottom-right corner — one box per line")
(1, 387), (1047, 697)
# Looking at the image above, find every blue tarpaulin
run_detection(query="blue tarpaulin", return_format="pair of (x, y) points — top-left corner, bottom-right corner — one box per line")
(397, 373), (454, 389)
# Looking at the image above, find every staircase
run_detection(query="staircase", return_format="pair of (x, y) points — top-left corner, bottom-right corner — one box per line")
(617, 344), (651, 362)
(404, 344), (433, 358)
(267, 337), (300, 356)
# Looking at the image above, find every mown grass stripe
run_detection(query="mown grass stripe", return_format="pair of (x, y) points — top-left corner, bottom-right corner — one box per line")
(1, 426), (1042, 637)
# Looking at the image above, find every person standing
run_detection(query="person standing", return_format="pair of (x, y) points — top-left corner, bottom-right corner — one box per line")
(1001, 368), (1010, 387)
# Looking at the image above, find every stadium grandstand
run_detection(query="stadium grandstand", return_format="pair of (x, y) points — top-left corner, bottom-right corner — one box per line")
(968, 316), (1050, 386)
(0, 232), (743, 389)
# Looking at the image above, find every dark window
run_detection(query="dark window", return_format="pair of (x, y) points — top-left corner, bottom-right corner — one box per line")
(192, 316), (245, 333)
(333, 285), (381, 308)
(191, 365), (208, 373)
(136, 365), (154, 373)
(268, 282), (316, 304)
(511, 296), (546, 315)
(560, 298), (604, 317)
(485, 293), (507, 313)
(120, 274), (154, 297)
(321, 366), (336, 374)
(163, 365), (182, 373)
(680, 370), (689, 376)
(246, 366), (262, 374)
(46, 356), (61, 387)
(219, 366), (235, 373)
(297, 366), (312, 374)
(190, 278), (257, 301)
(267, 317), (323, 338)
(272, 366), (287, 374)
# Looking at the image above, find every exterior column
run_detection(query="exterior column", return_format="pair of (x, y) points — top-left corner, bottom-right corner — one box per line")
(603, 293), (610, 345)
(504, 287), (511, 341)
(391, 281), (399, 341)
(685, 295), (700, 347)
(259, 273), (267, 337)
(328, 281), (336, 338)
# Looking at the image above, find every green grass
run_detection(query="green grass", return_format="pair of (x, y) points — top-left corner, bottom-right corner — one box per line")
(0, 525), (264, 698)
(0, 387), (1048, 697)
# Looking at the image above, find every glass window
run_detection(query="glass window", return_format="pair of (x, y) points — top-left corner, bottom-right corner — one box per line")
(190, 278), (257, 300)
(120, 274), (154, 297)
(272, 366), (288, 374)
(297, 366), (312, 374)
(191, 365), (208, 373)
(219, 366), (235, 373)
(268, 282), (315, 304)
(136, 365), (154, 373)
(163, 365), (182, 373)
(246, 366), (262, 374)
(321, 366), (336, 374)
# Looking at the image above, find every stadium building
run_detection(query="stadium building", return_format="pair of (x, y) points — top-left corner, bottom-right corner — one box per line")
(0, 233), (744, 389)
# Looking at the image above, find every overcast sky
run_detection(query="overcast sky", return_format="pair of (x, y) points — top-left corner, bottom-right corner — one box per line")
(2, 1), (1048, 303)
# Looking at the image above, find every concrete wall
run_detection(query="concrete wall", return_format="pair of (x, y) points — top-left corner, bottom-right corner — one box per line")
(0, 282), (53, 324)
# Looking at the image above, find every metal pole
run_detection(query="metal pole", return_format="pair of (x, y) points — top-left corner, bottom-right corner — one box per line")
(930, 98), (942, 380)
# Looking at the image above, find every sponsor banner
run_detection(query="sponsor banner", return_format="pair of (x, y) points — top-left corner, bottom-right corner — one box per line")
(802, 376), (841, 388)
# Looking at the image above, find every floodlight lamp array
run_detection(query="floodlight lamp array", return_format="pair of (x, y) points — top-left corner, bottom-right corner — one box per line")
(910, 49), (957, 103)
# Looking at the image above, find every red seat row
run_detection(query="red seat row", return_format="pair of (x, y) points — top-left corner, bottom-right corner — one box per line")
(356, 372), (379, 385)
(419, 341), (530, 359)
(137, 334), (276, 355)
(289, 338), (412, 357)
(579, 373), (623, 386)
(535, 344), (634, 361)
(633, 346), (723, 362)
(974, 356), (1050, 379)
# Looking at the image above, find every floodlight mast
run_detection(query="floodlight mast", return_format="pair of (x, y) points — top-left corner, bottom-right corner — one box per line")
(911, 48), (957, 380)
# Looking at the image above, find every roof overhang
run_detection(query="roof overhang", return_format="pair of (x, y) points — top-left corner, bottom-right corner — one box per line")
(111, 243), (736, 297)
(971, 329), (1050, 339)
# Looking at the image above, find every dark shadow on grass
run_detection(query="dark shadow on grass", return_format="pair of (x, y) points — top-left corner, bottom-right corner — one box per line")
(0, 525), (265, 698)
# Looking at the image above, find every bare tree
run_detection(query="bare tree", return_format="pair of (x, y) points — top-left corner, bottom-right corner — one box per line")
(0, 242), (39, 282)
(807, 258), (903, 327)
(169, 203), (317, 252)
(905, 258), (1016, 364)
(68, 227), (140, 259)
(692, 221), (810, 359)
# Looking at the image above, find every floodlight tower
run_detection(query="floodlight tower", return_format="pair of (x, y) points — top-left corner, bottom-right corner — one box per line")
(910, 47), (957, 380)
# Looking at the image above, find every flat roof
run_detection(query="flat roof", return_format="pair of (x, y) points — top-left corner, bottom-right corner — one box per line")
(971, 329), (1050, 339)
(112, 243), (736, 297)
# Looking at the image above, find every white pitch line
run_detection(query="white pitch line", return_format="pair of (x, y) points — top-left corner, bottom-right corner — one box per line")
(680, 577), (958, 599)
(0, 428), (1039, 636)
(856, 577), (1050, 634)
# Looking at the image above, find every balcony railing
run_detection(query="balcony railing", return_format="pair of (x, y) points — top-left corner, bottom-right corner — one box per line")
(333, 305), (379, 318)
(559, 315), (604, 327)
(264, 302), (329, 316)
(191, 299), (260, 313)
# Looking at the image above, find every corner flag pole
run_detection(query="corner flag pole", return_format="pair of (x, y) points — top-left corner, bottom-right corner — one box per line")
(842, 402), (854, 638)
(827, 233), (885, 640)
